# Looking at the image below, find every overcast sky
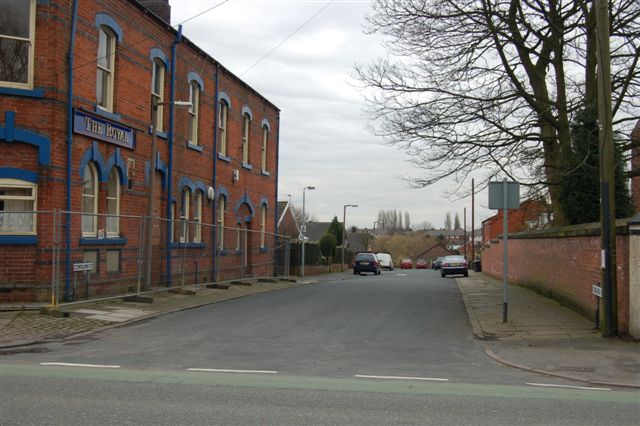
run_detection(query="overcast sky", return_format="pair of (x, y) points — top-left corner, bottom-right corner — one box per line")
(170, 0), (494, 230)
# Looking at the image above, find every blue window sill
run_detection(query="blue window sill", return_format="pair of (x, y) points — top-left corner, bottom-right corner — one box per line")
(0, 87), (44, 98)
(170, 242), (206, 249)
(0, 235), (38, 245)
(218, 154), (231, 162)
(187, 143), (203, 152)
(80, 237), (127, 245)
(148, 127), (168, 139)
(217, 249), (228, 256)
(259, 247), (268, 253)
(242, 163), (252, 170)
(261, 170), (270, 177)
(93, 106), (122, 121)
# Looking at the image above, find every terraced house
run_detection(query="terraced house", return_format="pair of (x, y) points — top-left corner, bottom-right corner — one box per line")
(0, 0), (283, 304)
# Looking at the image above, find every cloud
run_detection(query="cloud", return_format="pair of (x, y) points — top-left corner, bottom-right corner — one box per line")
(170, 0), (493, 229)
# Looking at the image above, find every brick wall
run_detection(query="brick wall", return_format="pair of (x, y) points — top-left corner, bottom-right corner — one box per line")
(482, 223), (631, 334)
(1, 0), (281, 302)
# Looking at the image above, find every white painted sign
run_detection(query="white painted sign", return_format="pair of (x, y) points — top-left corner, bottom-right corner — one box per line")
(73, 262), (94, 272)
(592, 284), (602, 298)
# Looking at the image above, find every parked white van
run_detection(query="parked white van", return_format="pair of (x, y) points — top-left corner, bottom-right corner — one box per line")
(376, 253), (394, 270)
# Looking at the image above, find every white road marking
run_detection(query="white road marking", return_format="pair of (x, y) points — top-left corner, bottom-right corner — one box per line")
(355, 374), (449, 382)
(396, 274), (408, 277)
(188, 368), (278, 374)
(40, 362), (120, 369)
(526, 382), (611, 391)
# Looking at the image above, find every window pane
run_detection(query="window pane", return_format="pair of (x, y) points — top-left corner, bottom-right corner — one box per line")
(0, 0), (31, 38)
(97, 29), (110, 68)
(83, 250), (98, 269)
(106, 250), (120, 273)
(0, 38), (29, 83)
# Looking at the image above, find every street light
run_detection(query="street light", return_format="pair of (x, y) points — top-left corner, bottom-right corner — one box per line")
(144, 98), (191, 291)
(342, 204), (358, 271)
(300, 186), (315, 277)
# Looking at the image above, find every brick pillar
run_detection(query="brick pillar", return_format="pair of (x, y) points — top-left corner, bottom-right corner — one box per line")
(630, 213), (640, 338)
(631, 120), (640, 213)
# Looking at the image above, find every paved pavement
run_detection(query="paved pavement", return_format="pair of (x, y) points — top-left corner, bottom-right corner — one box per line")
(1, 271), (638, 389)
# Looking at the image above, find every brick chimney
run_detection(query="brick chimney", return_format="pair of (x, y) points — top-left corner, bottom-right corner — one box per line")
(138, 0), (171, 24)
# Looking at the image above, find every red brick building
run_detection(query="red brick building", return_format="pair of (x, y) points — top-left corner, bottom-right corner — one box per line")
(482, 199), (550, 245)
(0, 0), (281, 302)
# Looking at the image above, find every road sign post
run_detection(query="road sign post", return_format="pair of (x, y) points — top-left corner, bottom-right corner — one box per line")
(488, 179), (520, 323)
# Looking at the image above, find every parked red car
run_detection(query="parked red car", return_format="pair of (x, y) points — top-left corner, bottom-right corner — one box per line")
(400, 258), (413, 269)
(416, 259), (428, 269)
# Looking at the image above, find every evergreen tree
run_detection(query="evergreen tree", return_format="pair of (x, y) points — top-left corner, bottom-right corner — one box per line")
(327, 216), (344, 246)
(559, 106), (634, 224)
(454, 213), (461, 230)
(444, 212), (452, 230)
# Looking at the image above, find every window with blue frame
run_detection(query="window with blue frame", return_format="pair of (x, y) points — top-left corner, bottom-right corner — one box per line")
(0, 178), (37, 235)
(0, 0), (35, 89)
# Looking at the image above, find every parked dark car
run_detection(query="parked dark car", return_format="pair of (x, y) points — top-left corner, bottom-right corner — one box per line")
(432, 257), (444, 270)
(353, 253), (382, 275)
(440, 255), (468, 277)
(416, 259), (428, 269)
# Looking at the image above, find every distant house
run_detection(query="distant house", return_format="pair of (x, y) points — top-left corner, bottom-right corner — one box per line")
(276, 201), (299, 239)
(345, 230), (372, 253)
(414, 243), (454, 264)
(482, 198), (551, 245)
(424, 228), (466, 249)
(304, 222), (332, 243)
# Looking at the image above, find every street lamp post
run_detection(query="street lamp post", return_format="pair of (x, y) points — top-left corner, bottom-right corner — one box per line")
(144, 98), (191, 291)
(342, 204), (358, 271)
(300, 186), (315, 277)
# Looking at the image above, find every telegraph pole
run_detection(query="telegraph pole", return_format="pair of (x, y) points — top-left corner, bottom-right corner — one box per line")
(595, 0), (618, 336)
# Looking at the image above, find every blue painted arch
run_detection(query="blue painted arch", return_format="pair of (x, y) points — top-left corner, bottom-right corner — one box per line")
(218, 92), (231, 108)
(105, 148), (128, 185)
(95, 13), (123, 42)
(78, 141), (107, 182)
(0, 111), (51, 166)
(187, 72), (204, 91)
(150, 48), (169, 69)
(241, 106), (253, 120)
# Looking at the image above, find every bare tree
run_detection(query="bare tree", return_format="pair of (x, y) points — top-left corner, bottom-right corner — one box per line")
(454, 212), (461, 230)
(356, 0), (640, 222)
(444, 212), (452, 231)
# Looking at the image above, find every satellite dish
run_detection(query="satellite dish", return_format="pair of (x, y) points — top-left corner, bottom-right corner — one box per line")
(207, 186), (215, 200)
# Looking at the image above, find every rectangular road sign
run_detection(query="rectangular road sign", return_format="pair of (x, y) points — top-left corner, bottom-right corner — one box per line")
(73, 262), (94, 272)
(488, 181), (520, 210)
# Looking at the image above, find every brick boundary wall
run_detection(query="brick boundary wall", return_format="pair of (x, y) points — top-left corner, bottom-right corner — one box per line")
(482, 221), (631, 334)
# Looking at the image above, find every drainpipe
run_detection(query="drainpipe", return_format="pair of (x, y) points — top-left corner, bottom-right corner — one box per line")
(166, 25), (182, 287)
(65, 0), (80, 301)
(211, 64), (220, 280)
(274, 111), (280, 276)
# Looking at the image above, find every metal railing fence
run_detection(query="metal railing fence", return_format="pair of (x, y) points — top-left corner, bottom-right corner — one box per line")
(0, 210), (290, 307)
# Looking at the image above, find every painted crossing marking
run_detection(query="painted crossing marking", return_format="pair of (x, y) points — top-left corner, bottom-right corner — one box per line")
(188, 368), (278, 375)
(40, 362), (120, 369)
(526, 382), (611, 391)
(355, 374), (449, 382)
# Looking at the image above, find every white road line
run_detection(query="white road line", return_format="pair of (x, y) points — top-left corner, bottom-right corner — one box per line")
(40, 362), (121, 369)
(396, 274), (407, 277)
(526, 382), (611, 391)
(188, 368), (278, 374)
(355, 374), (449, 382)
